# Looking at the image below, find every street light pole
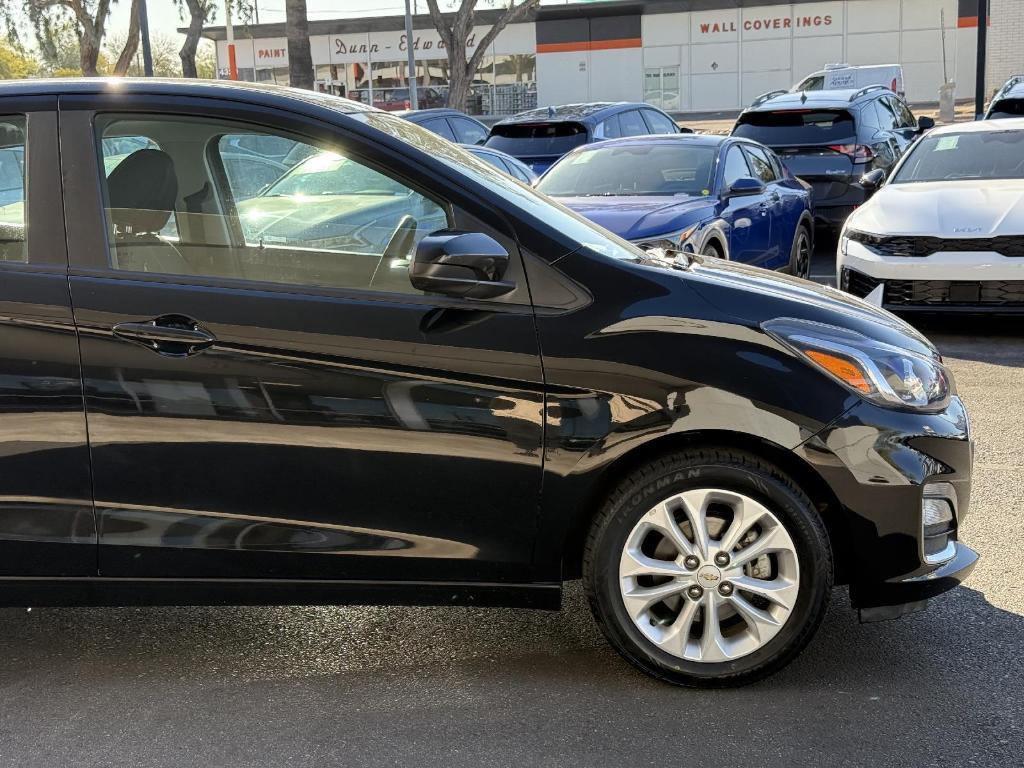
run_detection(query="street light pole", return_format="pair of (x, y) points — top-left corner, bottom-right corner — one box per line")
(975, 0), (988, 118)
(404, 0), (418, 109)
(139, 0), (154, 76)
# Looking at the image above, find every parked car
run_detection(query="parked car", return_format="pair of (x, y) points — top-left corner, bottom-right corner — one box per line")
(536, 134), (814, 276)
(733, 87), (933, 231)
(838, 118), (1024, 312)
(1, 78), (976, 687)
(486, 102), (684, 175)
(396, 108), (490, 145)
(984, 75), (1024, 119)
(793, 63), (905, 98)
(461, 144), (538, 184)
(350, 87), (446, 112)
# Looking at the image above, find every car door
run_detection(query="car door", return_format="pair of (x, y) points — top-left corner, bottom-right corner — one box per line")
(741, 143), (790, 268)
(720, 144), (772, 265)
(0, 98), (95, 576)
(59, 94), (545, 584)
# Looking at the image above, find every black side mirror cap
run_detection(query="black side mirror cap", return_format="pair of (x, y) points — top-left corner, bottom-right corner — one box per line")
(727, 176), (766, 197)
(410, 231), (515, 300)
(860, 168), (886, 194)
(917, 115), (936, 132)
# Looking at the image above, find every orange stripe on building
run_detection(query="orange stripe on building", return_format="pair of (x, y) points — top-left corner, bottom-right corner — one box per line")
(957, 15), (978, 27)
(536, 37), (643, 54)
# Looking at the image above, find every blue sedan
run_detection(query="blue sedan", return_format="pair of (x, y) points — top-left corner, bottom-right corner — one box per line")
(536, 134), (814, 276)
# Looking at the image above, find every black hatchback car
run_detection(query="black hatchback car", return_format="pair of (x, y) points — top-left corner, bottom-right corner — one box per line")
(0, 79), (976, 687)
(733, 87), (933, 230)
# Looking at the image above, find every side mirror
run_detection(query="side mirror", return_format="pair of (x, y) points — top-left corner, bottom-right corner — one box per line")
(727, 176), (766, 197)
(860, 168), (886, 196)
(917, 115), (936, 132)
(410, 231), (515, 299)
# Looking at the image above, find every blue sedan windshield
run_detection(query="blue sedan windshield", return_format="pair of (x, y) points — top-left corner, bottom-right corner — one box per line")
(537, 144), (718, 197)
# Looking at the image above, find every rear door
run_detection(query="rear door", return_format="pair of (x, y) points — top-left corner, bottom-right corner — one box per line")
(0, 98), (95, 576)
(720, 144), (772, 265)
(735, 109), (859, 208)
(59, 94), (545, 583)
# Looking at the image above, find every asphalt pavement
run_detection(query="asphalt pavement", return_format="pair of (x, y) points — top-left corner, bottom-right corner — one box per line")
(1, 243), (1022, 768)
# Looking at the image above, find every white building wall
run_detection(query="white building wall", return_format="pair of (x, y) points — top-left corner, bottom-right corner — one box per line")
(988, 0), (1024, 98)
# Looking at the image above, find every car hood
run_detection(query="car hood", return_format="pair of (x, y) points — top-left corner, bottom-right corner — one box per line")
(556, 195), (714, 241)
(849, 179), (1024, 236)
(674, 255), (938, 358)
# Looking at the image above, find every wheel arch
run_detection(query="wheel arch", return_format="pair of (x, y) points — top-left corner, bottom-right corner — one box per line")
(559, 429), (851, 584)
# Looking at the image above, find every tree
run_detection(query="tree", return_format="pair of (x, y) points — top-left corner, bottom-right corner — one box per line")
(285, 0), (314, 89)
(0, 42), (40, 79)
(105, 31), (182, 77)
(111, 0), (139, 76)
(425, 0), (540, 111)
(177, 0), (214, 78)
(27, 0), (113, 76)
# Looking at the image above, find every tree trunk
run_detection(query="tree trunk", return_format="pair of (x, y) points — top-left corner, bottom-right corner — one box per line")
(79, 27), (101, 76)
(179, 0), (206, 78)
(113, 0), (141, 76)
(285, 0), (314, 90)
(445, 43), (471, 111)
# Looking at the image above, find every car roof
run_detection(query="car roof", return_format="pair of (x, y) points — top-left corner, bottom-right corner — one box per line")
(746, 88), (891, 112)
(573, 133), (727, 151)
(0, 77), (374, 114)
(495, 102), (650, 126)
(926, 117), (1024, 135)
(397, 108), (481, 122)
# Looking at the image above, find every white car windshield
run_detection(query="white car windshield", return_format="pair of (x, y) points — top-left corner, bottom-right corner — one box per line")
(892, 129), (1024, 182)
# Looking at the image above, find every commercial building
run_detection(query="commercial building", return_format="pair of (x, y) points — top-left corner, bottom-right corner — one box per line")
(198, 0), (1015, 116)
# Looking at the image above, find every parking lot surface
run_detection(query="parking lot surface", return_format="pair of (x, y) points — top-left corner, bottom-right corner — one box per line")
(1, 246), (1022, 767)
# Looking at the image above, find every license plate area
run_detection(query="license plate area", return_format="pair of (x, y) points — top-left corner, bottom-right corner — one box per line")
(948, 282), (981, 303)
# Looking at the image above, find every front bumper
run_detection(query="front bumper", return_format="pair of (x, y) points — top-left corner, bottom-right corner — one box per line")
(795, 395), (977, 613)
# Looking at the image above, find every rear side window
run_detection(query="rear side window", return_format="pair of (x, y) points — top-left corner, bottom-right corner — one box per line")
(419, 117), (457, 141)
(485, 122), (588, 156)
(619, 110), (648, 137)
(733, 110), (856, 145)
(641, 109), (678, 134)
(0, 117), (26, 263)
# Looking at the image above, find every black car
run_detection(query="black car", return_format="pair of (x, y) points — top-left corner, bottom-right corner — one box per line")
(486, 102), (684, 175)
(984, 75), (1024, 119)
(396, 107), (489, 145)
(0, 79), (976, 687)
(733, 87), (933, 230)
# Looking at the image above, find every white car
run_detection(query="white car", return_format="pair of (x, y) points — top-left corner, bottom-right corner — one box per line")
(837, 118), (1024, 312)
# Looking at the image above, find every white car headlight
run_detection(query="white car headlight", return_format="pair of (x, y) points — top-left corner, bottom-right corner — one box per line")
(635, 223), (700, 257)
(763, 318), (952, 411)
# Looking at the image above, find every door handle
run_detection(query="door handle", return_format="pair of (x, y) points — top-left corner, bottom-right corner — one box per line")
(112, 315), (216, 357)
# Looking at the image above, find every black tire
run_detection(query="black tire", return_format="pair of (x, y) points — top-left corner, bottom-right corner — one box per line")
(788, 224), (812, 279)
(583, 447), (832, 687)
(701, 240), (724, 259)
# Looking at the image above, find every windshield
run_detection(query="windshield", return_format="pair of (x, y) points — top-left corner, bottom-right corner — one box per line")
(485, 122), (588, 157)
(263, 151), (410, 197)
(538, 144), (717, 197)
(733, 109), (855, 145)
(892, 130), (1024, 183)
(351, 111), (644, 261)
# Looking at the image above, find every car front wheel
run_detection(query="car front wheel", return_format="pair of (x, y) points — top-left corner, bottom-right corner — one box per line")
(583, 447), (832, 687)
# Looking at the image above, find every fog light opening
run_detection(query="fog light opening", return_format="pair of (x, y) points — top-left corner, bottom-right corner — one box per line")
(922, 482), (957, 564)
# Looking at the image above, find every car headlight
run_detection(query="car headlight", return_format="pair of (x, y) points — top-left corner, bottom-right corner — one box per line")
(843, 228), (887, 256)
(763, 317), (952, 411)
(635, 223), (700, 257)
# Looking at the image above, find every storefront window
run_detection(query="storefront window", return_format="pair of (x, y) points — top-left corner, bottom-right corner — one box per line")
(486, 54), (537, 116)
(644, 66), (680, 111)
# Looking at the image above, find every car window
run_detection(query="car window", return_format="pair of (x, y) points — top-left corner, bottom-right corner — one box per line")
(219, 134), (293, 200)
(598, 115), (622, 140)
(472, 149), (509, 173)
(419, 117), (457, 141)
(796, 75), (825, 91)
(874, 98), (900, 131)
(99, 133), (179, 240)
(988, 98), (1024, 118)
(641, 109), (678, 134)
(742, 144), (777, 183)
(95, 114), (450, 296)
(892, 129), (1024, 183)
(619, 110), (649, 137)
(0, 117), (26, 263)
(722, 145), (752, 187)
(451, 117), (488, 145)
(505, 160), (532, 183)
(890, 97), (916, 128)
(486, 122), (589, 156)
(733, 110), (856, 144)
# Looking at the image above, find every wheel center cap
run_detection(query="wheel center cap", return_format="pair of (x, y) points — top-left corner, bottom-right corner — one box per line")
(696, 564), (722, 587)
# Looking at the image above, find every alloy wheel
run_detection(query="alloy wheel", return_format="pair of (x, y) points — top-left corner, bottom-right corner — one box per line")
(618, 488), (800, 663)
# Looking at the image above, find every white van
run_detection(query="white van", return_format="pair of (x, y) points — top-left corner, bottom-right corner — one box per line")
(793, 64), (905, 98)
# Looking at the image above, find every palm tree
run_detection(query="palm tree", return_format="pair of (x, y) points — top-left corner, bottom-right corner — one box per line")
(285, 0), (314, 89)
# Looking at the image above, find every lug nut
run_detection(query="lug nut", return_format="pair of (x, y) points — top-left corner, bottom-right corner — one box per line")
(687, 585), (704, 600)
(683, 555), (700, 571)
(718, 582), (734, 596)
(714, 552), (730, 567)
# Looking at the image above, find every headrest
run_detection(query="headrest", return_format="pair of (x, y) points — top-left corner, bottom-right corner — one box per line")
(107, 149), (178, 234)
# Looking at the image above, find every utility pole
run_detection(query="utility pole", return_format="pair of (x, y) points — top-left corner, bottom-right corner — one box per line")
(404, 0), (418, 109)
(139, 0), (154, 76)
(225, 0), (238, 80)
(975, 0), (988, 118)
